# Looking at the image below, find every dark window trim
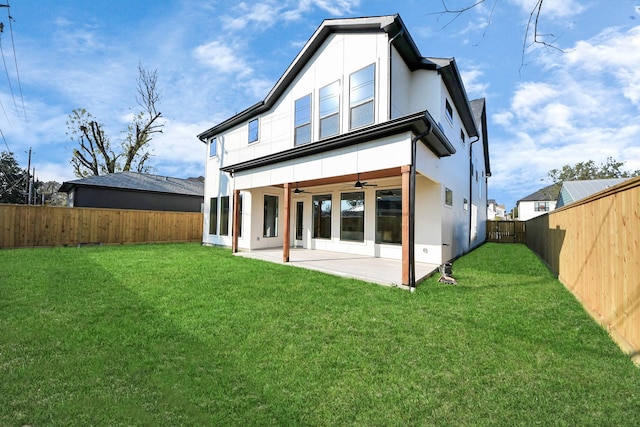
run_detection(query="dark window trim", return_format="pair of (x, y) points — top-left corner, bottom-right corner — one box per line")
(248, 119), (259, 144)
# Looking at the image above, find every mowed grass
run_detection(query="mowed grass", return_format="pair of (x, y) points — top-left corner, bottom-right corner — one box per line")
(1, 242), (638, 426)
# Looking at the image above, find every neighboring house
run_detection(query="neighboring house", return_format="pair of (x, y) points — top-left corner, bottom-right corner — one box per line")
(516, 184), (558, 221)
(487, 199), (506, 220)
(556, 178), (627, 208)
(59, 171), (204, 212)
(197, 15), (491, 287)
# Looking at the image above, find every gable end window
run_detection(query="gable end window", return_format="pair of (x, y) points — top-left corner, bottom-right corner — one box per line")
(460, 130), (465, 147)
(349, 64), (375, 130)
(248, 119), (259, 143)
(294, 94), (312, 146)
(445, 99), (453, 124)
(319, 81), (340, 138)
(209, 137), (217, 157)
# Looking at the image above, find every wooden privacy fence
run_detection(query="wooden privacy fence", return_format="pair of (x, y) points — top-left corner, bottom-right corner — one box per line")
(0, 204), (203, 248)
(486, 220), (526, 243)
(525, 176), (640, 363)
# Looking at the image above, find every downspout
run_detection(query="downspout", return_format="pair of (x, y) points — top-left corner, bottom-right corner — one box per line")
(468, 135), (479, 248)
(409, 119), (432, 291)
(388, 29), (404, 121)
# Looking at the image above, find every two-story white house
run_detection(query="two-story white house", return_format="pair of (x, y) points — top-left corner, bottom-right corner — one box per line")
(198, 15), (490, 288)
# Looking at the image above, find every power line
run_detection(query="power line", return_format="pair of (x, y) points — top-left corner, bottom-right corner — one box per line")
(0, 22), (20, 121)
(0, 126), (10, 152)
(5, 1), (27, 122)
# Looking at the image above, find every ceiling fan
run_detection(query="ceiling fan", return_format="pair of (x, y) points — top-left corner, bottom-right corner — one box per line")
(293, 183), (309, 194)
(353, 173), (377, 189)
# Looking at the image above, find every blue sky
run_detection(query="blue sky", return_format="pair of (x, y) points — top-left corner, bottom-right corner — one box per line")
(2, 0), (639, 210)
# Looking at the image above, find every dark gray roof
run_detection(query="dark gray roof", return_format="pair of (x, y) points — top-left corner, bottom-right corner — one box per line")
(59, 171), (204, 196)
(518, 183), (559, 203)
(197, 14), (478, 142)
(557, 178), (627, 207)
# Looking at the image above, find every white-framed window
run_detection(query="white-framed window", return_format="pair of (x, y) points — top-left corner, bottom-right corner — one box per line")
(209, 137), (217, 157)
(445, 99), (453, 124)
(248, 119), (259, 143)
(535, 201), (549, 212)
(319, 81), (340, 139)
(263, 195), (278, 237)
(294, 94), (312, 146)
(445, 188), (453, 206)
(349, 64), (375, 130)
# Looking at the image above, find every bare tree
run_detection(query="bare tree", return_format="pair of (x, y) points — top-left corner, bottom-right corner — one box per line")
(68, 109), (117, 177)
(122, 64), (163, 172)
(68, 65), (163, 177)
(429, 0), (563, 66)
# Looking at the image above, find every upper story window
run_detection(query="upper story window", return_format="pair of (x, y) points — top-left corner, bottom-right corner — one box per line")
(294, 94), (312, 146)
(319, 81), (340, 139)
(248, 119), (259, 143)
(460, 130), (465, 147)
(445, 99), (453, 124)
(349, 64), (375, 130)
(209, 137), (217, 157)
(535, 201), (549, 212)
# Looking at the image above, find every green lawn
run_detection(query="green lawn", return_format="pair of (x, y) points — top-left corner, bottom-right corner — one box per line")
(1, 242), (638, 426)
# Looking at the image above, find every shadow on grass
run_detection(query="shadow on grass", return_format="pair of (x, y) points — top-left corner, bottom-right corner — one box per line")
(450, 242), (556, 279)
(0, 246), (304, 426)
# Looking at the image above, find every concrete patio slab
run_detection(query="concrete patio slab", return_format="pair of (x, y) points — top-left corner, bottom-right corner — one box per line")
(234, 248), (440, 288)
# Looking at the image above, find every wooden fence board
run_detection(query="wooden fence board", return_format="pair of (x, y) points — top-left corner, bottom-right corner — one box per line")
(525, 176), (640, 363)
(486, 220), (526, 243)
(0, 205), (202, 248)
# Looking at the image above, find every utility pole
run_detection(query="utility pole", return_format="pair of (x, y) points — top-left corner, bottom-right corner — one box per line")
(24, 147), (31, 204)
(28, 167), (35, 204)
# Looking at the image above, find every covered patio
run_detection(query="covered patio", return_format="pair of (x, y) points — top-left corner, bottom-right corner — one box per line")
(234, 248), (440, 288)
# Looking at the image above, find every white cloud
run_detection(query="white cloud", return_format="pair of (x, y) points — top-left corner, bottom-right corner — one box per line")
(460, 66), (490, 98)
(193, 40), (253, 76)
(149, 119), (206, 178)
(561, 26), (640, 106)
(222, 2), (281, 30)
(310, 0), (360, 15)
(491, 24), (640, 204)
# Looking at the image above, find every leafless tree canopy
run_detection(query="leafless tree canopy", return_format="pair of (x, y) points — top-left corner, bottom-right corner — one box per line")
(68, 65), (164, 178)
(68, 109), (117, 177)
(429, 0), (562, 66)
